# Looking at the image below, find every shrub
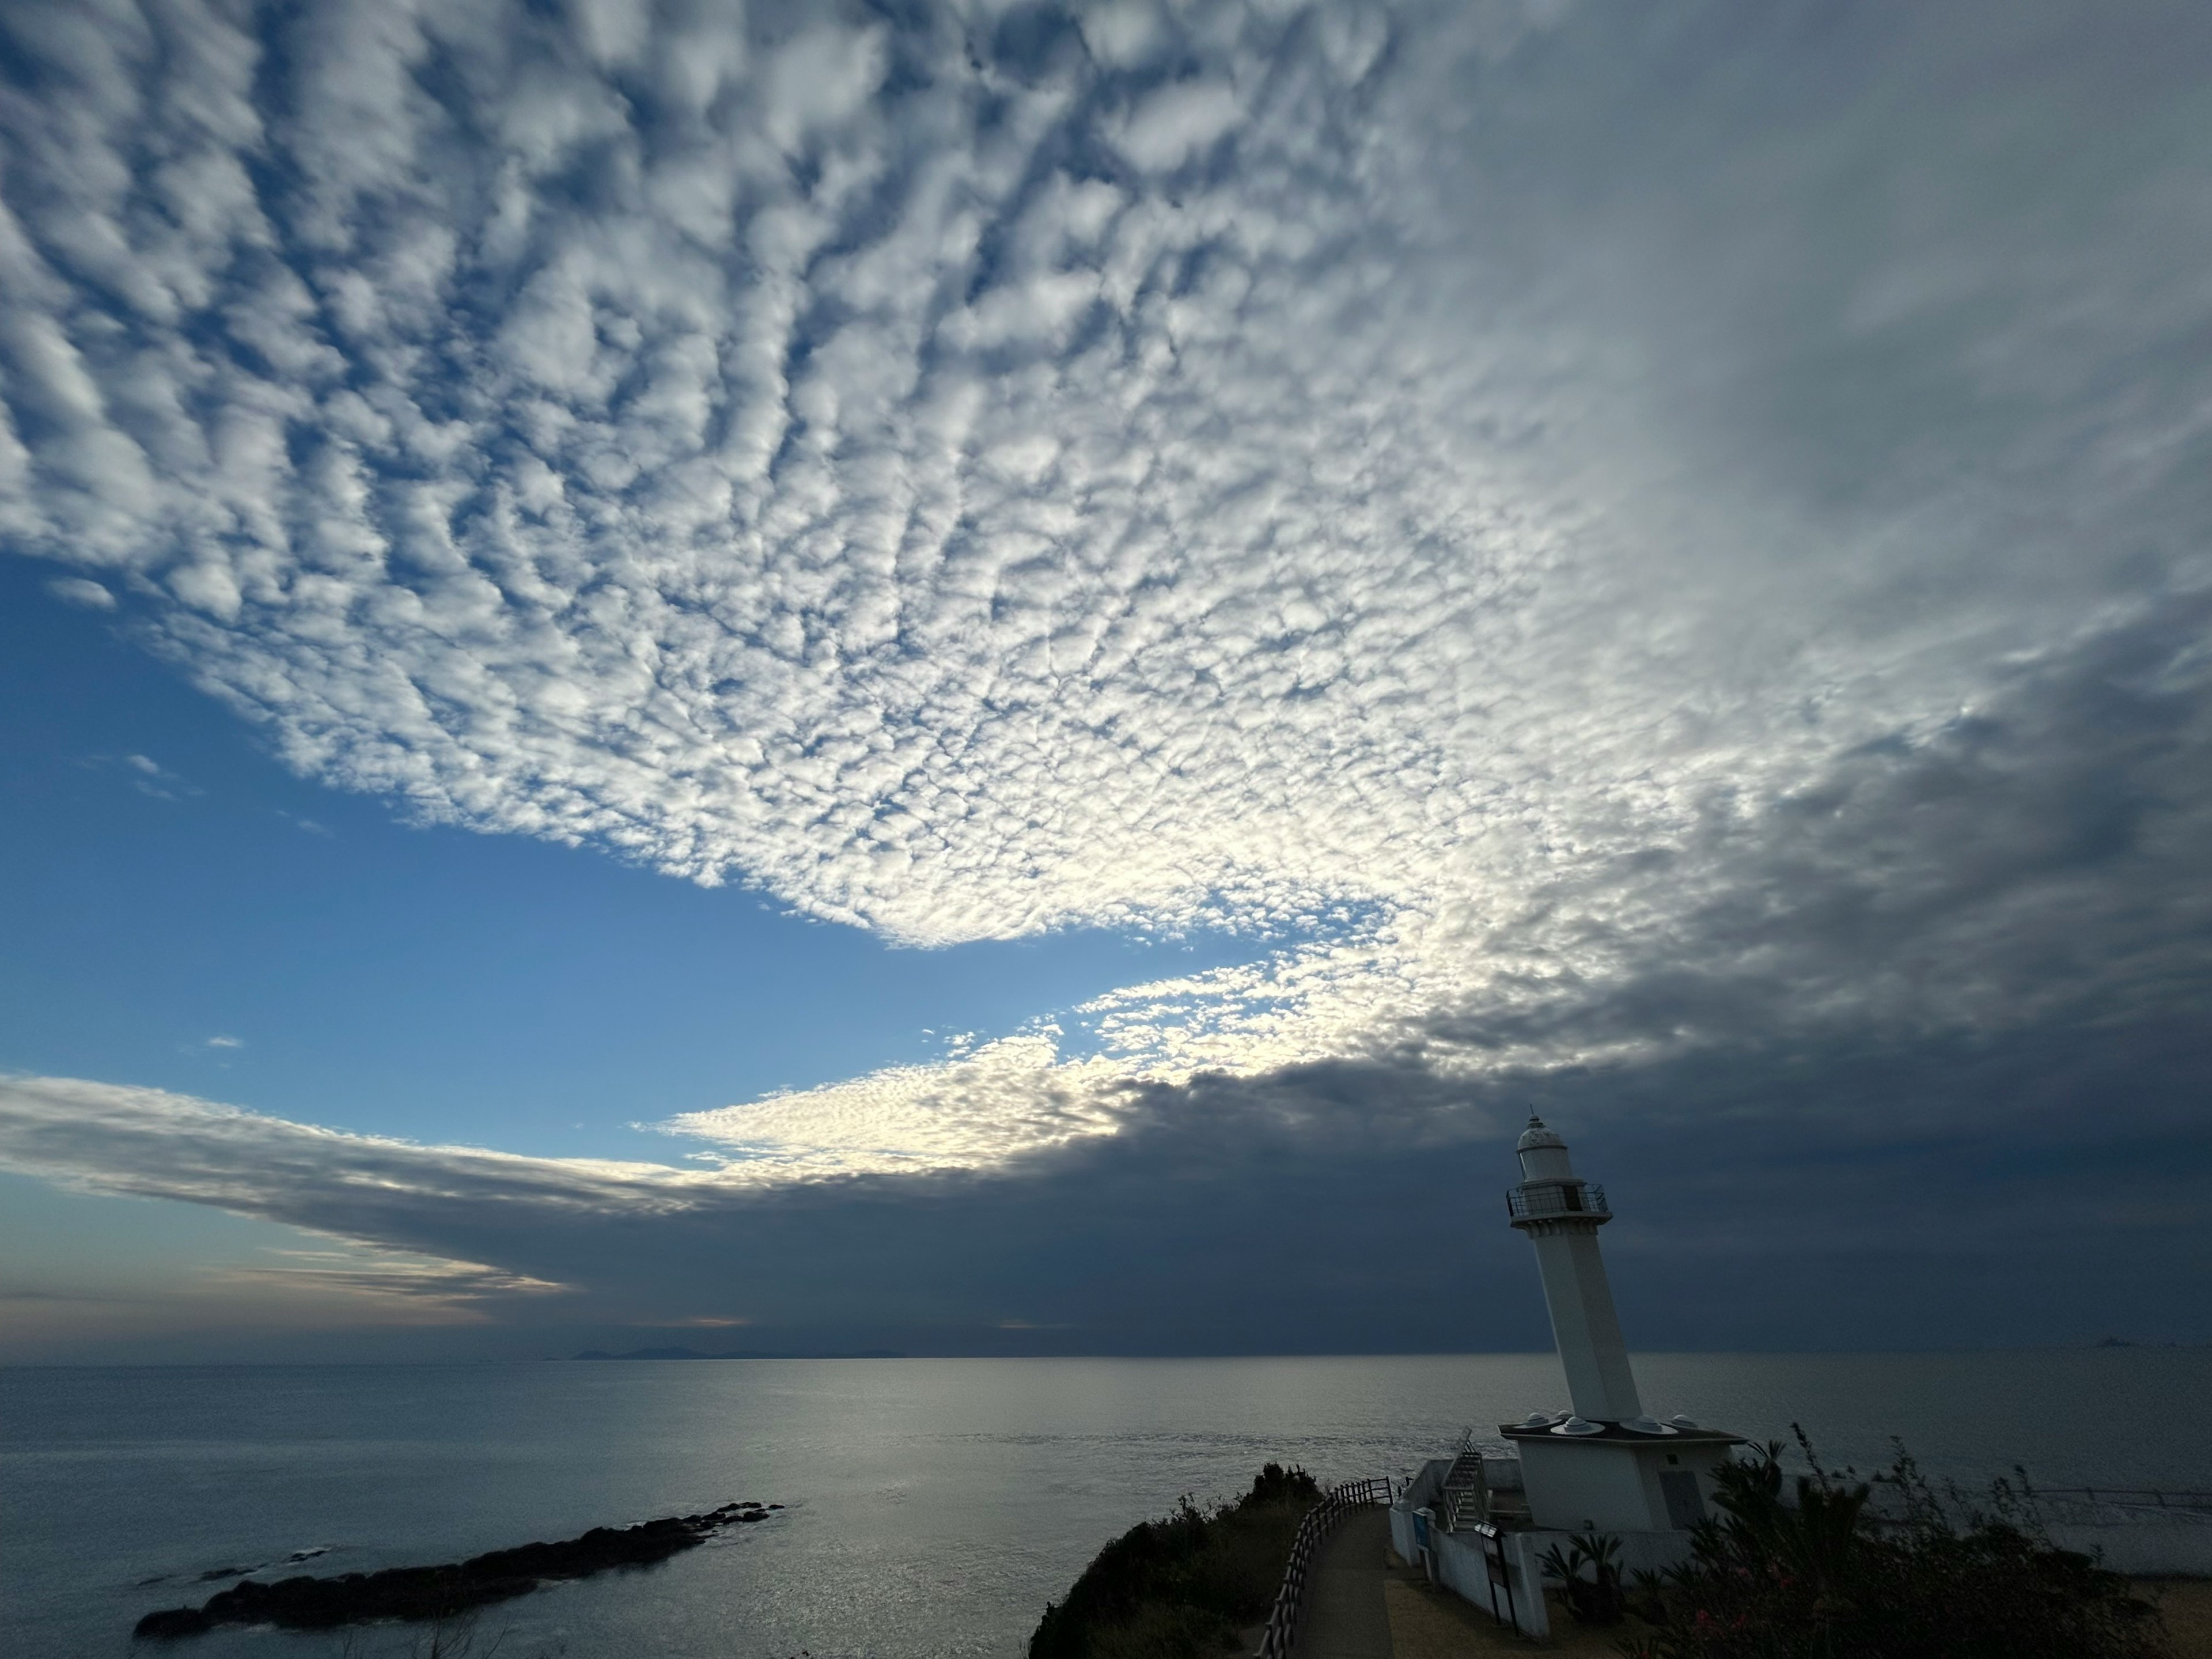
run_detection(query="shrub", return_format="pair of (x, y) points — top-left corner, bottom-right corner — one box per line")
(1029, 1464), (1323, 1659)
(1619, 1435), (2168, 1659)
(1541, 1531), (1628, 1625)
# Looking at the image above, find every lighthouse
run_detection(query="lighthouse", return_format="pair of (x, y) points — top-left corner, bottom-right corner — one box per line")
(1506, 1113), (1646, 1427)
(1499, 1115), (1744, 1534)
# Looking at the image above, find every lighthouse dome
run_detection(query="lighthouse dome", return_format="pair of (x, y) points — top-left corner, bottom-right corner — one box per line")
(1517, 1114), (1566, 1153)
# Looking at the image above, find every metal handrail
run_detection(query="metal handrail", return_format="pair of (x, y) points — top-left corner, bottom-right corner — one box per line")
(1505, 1181), (1609, 1219)
(1257, 1478), (1392, 1659)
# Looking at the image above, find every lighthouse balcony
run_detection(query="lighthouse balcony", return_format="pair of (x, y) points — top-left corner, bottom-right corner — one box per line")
(1505, 1181), (1609, 1221)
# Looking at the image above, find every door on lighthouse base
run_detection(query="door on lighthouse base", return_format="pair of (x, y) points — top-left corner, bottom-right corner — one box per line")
(1659, 1469), (1706, 1529)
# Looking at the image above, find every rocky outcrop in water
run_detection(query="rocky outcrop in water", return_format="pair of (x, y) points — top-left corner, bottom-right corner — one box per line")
(132, 1502), (779, 1639)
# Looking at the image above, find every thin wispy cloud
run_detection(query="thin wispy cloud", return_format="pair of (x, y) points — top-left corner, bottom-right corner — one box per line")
(215, 1247), (567, 1315)
(45, 575), (115, 610)
(1, 0), (2209, 1264)
(89, 752), (202, 800)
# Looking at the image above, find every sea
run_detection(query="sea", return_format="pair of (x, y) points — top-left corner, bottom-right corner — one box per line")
(5, 1350), (2209, 1658)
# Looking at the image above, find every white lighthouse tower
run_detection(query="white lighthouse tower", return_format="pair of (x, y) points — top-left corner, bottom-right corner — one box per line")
(1508, 1114), (1645, 1426)
(1500, 1114), (1743, 1535)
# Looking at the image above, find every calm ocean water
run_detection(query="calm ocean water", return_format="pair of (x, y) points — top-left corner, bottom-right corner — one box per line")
(5, 1351), (2209, 1658)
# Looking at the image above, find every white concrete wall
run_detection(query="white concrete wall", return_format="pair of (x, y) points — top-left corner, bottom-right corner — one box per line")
(1503, 1531), (1555, 1638)
(1518, 1436), (1738, 1532)
(1414, 1507), (1703, 1642)
(1548, 1528), (1698, 1578)
(1428, 1526), (1551, 1640)
(1399, 1457), (1451, 1514)
(1388, 1502), (1420, 1565)
(1520, 1438), (1664, 1531)
(1388, 1460), (1454, 1584)
(1480, 1453), (1524, 1492)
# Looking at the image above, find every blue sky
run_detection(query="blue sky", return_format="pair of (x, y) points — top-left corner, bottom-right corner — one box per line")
(0, 552), (1252, 1160)
(2, 0), (2209, 1361)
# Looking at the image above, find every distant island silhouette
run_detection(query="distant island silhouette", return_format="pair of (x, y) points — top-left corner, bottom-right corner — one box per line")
(570, 1346), (906, 1361)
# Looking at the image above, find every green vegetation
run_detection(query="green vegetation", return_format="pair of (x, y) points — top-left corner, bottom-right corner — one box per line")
(1592, 1436), (2168, 1659)
(1029, 1464), (1321, 1659)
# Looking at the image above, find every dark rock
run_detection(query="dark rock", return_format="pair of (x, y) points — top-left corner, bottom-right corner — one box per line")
(132, 1506), (777, 1639)
(133, 1608), (214, 1639)
(194, 1566), (256, 1582)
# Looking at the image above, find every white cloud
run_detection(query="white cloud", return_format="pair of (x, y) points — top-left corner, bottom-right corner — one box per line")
(46, 575), (116, 609)
(2, 0), (2209, 1183)
(1080, 2), (1166, 70)
(1111, 79), (1243, 171)
(205, 1035), (244, 1049)
(0, 1073), (695, 1219)
(669, 1033), (1133, 1176)
(84, 752), (202, 800)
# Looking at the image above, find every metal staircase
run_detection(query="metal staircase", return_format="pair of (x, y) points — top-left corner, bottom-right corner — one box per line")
(1437, 1451), (1488, 1531)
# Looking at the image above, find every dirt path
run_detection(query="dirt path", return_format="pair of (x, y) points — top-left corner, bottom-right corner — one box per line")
(1380, 1572), (1624, 1658)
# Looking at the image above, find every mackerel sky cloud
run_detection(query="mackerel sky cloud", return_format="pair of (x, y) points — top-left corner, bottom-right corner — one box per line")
(2, 0), (2209, 1353)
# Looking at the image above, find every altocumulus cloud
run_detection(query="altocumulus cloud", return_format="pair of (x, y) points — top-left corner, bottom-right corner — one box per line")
(2, 0), (2211, 1340)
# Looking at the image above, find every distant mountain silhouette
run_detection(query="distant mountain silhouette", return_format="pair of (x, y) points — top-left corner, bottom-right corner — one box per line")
(570, 1346), (905, 1361)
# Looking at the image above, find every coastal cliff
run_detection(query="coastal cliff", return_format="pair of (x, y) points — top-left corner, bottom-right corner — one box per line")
(1031, 1464), (1319, 1659)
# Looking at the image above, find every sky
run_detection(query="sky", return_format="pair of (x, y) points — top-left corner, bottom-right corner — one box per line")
(1, 0), (2208, 1363)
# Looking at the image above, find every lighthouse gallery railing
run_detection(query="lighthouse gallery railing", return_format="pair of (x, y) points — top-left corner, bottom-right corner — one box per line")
(1505, 1181), (1609, 1219)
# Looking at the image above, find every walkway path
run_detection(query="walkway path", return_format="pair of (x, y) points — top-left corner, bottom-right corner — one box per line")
(1292, 1506), (1396, 1659)
(1294, 1508), (1616, 1659)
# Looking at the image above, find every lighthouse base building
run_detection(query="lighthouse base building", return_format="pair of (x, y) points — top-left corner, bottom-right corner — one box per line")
(1504, 1417), (1745, 1535)
(1388, 1116), (1745, 1639)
